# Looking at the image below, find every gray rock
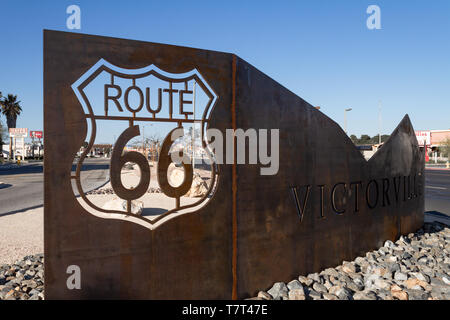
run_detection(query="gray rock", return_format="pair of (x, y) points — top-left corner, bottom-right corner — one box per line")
(366, 273), (380, 282)
(267, 282), (288, 300)
(28, 289), (40, 296)
(402, 252), (412, 260)
(307, 273), (320, 282)
(376, 289), (394, 300)
(386, 263), (400, 275)
(306, 289), (321, 300)
(336, 287), (353, 300)
(355, 291), (378, 300)
(28, 293), (39, 300)
(322, 268), (340, 278)
(312, 282), (327, 293)
(387, 255), (399, 263)
(323, 293), (338, 300)
(328, 276), (340, 285)
(431, 291), (446, 300)
(342, 262), (356, 274)
(324, 281), (333, 290)
(410, 272), (430, 283)
(384, 240), (396, 249)
(288, 288), (305, 300)
(287, 280), (303, 291)
(374, 279), (391, 290)
(346, 271), (363, 281)
(298, 275), (312, 286)
(394, 271), (408, 281)
(345, 281), (361, 292)
(405, 289), (430, 300)
(337, 274), (353, 284)
(257, 291), (272, 300)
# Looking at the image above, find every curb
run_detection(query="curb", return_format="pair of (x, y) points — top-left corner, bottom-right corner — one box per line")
(425, 167), (450, 171)
(424, 211), (450, 226)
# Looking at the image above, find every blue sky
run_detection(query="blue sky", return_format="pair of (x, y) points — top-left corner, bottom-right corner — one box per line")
(0, 0), (449, 143)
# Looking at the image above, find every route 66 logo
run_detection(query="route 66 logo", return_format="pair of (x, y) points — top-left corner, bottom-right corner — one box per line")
(71, 59), (219, 229)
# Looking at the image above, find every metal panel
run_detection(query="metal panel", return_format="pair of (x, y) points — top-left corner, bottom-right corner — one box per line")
(233, 58), (424, 297)
(44, 30), (424, 299)
(44, 30), (233, 299)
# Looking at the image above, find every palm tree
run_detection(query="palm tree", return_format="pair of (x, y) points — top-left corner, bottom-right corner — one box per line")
(1, 94), (22, 159)
(1, 94), (22, 129)
(0, 91), (3, 158)
(0, 120), (6, 160)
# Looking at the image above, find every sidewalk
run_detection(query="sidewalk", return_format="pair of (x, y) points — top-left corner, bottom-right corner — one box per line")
(425, 167), (450, 171)
(0, 160), (42, 171)
(425, 164), (450, 170)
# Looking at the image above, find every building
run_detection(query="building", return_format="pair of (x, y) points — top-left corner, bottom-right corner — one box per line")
(356, 143), (383, 160)
(77, 144), (112, 157)
(415, 129), (450, 162)
(1, 143), (43, 159)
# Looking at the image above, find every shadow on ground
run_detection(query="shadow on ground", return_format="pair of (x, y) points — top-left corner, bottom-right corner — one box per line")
(0, 163), (110, 176)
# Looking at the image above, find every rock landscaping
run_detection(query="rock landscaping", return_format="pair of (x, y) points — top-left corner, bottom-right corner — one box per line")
(253, 221), (450, 300)
(1, 221), (448, 300)
(0, 254), (44, 300)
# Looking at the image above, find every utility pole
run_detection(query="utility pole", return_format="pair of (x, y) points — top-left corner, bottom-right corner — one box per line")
(378, 100), (382, 144)
(344, 108), (352, 135)
(192, 81), (196, 170)
(142, 125), (145, 158)
(31, 134), (35, 159)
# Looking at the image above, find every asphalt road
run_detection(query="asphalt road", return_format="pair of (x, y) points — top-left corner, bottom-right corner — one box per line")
(425, 168), (450, 217)
(0, 158), (110, 216)
(1, 160), (449, 218)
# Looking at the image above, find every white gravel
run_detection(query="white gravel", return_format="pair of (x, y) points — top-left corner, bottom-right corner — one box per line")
(0, 207), (43, 265)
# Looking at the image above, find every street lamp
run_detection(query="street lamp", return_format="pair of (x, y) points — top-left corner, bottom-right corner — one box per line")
(344, 108), (352, 135)
(378, 100), (382, 144)
(142, 124), (153, 159)
(192, 80), (197, 170)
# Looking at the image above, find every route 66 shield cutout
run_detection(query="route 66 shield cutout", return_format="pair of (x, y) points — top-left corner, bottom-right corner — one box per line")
(71, 58), (219, 230)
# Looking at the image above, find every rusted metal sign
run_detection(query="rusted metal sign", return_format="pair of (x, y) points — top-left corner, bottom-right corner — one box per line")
(44, 30), (424, 299)
(70, 56), (219, 228)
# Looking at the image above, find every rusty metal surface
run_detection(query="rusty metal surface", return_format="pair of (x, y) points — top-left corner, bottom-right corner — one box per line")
(233, 57), (424, 298)
(110, 125), (150, 203)
(44, 30), (233, 299)
(44, 30), (424, 299)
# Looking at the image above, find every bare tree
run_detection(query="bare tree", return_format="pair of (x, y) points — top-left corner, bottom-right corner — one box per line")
(0, 119), (7, 160)
(441, 138), (450, 160)
(146, 133), (162, 161)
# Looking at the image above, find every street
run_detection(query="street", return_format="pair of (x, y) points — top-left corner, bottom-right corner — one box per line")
(1, 161), (449, 217)
(0, 158), (110, 216)
(425, 168), (450, 217)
